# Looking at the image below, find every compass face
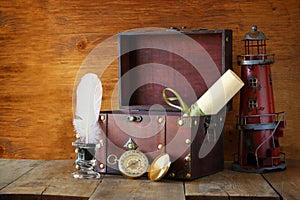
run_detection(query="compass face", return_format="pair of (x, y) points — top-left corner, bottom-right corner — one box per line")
(118, 150), (149, 178)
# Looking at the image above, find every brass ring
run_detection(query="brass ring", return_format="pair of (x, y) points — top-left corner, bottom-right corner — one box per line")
(107, 154), (118, 165)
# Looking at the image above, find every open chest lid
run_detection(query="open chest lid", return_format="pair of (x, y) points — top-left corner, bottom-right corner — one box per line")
(118, 29), (232, 111)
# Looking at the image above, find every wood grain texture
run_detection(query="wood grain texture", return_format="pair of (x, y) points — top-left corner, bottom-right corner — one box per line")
(0, 0), (299, 160)
(0, 159), (42, 190)
(185, 163), (280, 200)
(263, 160), (300, 200)
(1, 159), (300, 199)
(0, 160), (101, 200)
(90, 175), (185, 200)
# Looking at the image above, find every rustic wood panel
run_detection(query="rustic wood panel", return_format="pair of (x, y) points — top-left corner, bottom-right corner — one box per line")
(0, 160), (101, 200)
(185, 163), (279, 200)
(0, 0), (299, 160)
(263, 160), (300, 200)
(0, 159), (42, 190)
(90, 175), (185, 200)
(1, 159), (300, 199)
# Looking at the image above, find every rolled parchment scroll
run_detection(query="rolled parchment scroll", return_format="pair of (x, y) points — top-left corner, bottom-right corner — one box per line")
(163, 69), (244, 116)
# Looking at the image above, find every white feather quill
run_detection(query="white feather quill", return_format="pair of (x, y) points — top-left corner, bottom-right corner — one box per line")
(73, 73), (102, 144)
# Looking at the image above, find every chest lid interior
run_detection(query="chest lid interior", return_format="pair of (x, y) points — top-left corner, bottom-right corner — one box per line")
(118, 29), (232, 111)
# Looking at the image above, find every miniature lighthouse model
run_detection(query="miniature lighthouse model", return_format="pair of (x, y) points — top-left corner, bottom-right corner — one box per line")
(233, 26), (286, 173)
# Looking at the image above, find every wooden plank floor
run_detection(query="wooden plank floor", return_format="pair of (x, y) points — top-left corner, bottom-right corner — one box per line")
(0, 159), (299, 200)
(0, 159), (43, 191)
(263, 160), (300, 200)
(89, 175), (184, 200)
(185, 168), (279, 200)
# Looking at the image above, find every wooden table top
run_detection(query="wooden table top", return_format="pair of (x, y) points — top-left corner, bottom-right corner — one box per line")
(0, 159), (299, 200)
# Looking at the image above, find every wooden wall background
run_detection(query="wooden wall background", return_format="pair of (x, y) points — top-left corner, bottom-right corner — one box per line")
(0, 0), (299, 161)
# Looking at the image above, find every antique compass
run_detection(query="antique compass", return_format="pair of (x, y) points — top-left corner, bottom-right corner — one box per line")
(108, 138), (171, 180)
(118, 138), (149, 178)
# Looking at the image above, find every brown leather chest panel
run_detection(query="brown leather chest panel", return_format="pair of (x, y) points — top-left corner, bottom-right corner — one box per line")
(97, 112), (224, 180)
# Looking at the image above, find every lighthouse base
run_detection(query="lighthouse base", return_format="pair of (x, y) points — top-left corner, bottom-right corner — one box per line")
(231, 162), (286, 173)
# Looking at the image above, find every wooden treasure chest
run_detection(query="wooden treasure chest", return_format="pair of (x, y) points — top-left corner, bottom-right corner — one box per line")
(96, 29), (232, 180)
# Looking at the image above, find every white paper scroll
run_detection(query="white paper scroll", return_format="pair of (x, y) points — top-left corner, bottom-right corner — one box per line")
(195, 69), (244, 115)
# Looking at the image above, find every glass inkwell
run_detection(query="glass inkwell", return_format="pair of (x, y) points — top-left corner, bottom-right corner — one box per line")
(72, 142), (101, 179)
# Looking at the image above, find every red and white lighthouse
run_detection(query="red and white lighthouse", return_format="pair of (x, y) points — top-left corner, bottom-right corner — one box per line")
(233, 26), (286, 172)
